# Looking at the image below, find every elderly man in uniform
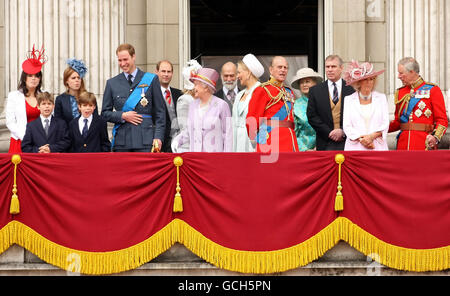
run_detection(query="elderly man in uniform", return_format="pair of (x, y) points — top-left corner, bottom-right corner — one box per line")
(246, 56), (298, 152)
(101, 43), (166, 152)
(389, 57), (448, 150)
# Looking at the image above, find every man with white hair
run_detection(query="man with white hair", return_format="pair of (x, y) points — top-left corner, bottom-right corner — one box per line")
(215, 61), (239, 113)
(389, 57), (448, 150)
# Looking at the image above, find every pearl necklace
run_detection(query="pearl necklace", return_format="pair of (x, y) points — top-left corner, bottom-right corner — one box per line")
(359, 92), (372, 100)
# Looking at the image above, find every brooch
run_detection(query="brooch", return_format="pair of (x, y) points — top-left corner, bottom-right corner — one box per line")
(138, 84), (149, 88)
(424, 109), (432, 118)
(414, 109), (423, 118)
(418, 101), (426, 110)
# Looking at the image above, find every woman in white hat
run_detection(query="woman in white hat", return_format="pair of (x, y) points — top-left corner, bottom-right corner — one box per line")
(342, 60), (388, 150)
(232, 54), (265, 152)
(291, 68), (323, 151)
(171, 59), (202, 153)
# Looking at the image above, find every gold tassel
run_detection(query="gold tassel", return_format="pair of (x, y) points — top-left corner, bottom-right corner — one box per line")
(334, 154), (345, 212)
(335, 192), (343, 212)
(173, 193), (183, 212)
(10, 154), (22, 215)
(173, 157), (184, 213)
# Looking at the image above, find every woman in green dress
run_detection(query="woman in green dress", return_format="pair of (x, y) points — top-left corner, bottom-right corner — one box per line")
(290, 68), (323, 151)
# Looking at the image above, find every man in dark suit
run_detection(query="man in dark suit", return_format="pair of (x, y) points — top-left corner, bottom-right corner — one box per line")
(214, 61), (240, 113)
(307, 55), (355, 150)
(69, 92), (111, 152)
(156, 60), (182, 152)
(22, 92), (71, 153)
(101, 44), (166, 152)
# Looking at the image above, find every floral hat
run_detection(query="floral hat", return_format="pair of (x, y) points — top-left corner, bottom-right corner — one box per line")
(22, 44), (47, 75)
(67, 58), (88, 78)
(343, 60), (385, 86)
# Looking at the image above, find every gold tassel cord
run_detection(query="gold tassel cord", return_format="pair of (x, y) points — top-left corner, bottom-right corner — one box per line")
(173, 157), (183, 213)
(334, 154), (345, 212)
(10, 154), (22, 215)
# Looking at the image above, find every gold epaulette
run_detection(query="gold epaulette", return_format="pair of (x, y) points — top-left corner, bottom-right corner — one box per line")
(394, 88), (403, 104)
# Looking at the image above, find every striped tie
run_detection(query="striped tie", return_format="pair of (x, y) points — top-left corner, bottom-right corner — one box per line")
(332, 82), (339, 104)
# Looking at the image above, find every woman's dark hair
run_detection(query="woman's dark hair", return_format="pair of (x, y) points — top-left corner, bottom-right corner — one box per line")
(17, 71), (43, 96)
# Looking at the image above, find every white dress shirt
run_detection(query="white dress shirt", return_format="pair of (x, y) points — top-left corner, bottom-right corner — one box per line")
(78, 114), (93, 134)
(328, 79), (343, 101)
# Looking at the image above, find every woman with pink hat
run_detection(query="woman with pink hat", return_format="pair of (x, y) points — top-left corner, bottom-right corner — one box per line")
(342, 60), (389, 150)
(5, 45), (46, 153)
(172, 67), (232, 152)
(291, 67), (323, 151)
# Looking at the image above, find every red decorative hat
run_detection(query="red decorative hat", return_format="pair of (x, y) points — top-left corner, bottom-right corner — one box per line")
(22, 44), (47, 75)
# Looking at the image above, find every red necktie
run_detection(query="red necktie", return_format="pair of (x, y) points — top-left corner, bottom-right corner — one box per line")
(165, 90), (172, 105)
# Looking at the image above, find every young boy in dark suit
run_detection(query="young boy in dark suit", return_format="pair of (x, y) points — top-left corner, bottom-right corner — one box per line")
(22, 92), (71, 153)
(69, 92), (111, 152)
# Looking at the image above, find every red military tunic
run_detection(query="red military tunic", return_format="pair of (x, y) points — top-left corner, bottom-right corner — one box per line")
(389, 77), (448, 150)
(246, 78), (298, 152)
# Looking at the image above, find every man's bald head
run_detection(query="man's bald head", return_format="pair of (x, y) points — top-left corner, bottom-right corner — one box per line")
(269, 56), (289, 82)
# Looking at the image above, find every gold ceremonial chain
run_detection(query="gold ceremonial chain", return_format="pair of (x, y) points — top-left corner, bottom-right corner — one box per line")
(262, 78), (293, 111)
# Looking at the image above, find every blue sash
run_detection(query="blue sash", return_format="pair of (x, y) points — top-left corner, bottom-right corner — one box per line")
(111, 72), (156, 148)
(256, 101), (292, 145)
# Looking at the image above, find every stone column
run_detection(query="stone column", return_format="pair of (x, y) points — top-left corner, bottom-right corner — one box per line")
(145, 0), (180, 88)
(0, 0), (125, 152)
(387, 0), (450, 147)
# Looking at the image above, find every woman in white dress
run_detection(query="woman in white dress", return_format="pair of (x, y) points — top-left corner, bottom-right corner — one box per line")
(171, 59), (202, 153)
(232, 54), (265, 152)
(342, 61), (389, 151)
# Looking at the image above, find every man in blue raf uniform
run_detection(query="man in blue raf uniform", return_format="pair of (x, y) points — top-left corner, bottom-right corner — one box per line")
(101, 43), (166, 152)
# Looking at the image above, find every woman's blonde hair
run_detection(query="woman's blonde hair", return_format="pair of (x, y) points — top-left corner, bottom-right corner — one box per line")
(352, 77), (378, 92)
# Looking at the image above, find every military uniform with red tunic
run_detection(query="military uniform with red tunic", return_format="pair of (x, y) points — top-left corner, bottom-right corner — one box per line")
(246, 77), (299, 152)
(389, 77), (448, 150)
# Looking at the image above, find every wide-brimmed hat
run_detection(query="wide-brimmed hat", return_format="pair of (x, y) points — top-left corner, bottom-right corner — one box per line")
(242, 54), (265, 78)
(291, 68), (323, 90)
(22, 44), (47, 75)
(182, 59), (202, 90)
(190, 68), (219, 92)
(343, 60), (385, 86)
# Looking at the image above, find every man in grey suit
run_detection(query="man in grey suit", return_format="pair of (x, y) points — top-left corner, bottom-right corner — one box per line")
(101, 43), (166, 152)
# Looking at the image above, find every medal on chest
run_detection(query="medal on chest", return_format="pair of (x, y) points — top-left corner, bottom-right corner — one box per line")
(140, 88), (148, 107)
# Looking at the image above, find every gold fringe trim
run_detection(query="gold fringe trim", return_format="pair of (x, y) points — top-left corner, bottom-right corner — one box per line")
(5, 221), (174, 275)
(172, 219), (341, 274)
(1, 219), (449, 274)
(337, 217), (450, 272)
(0, 223), (15, 254)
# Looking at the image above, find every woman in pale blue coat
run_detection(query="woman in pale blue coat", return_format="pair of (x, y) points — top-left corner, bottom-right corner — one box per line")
(232, 54), (265, 152)
(290, 68), (323, 151)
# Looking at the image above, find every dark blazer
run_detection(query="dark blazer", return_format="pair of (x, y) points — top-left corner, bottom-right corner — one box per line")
(21, 116), (71, 153)
(101, 68), (166, 151)
(307, 79), (355, 151)
(162, 87), (182, 153)
(214, 88), (234, 114)
(68, 115), (111, 152)
(55, 93), (99, 126)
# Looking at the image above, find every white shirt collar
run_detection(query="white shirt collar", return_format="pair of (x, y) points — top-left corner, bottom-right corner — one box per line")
(223, 86), (238, 95)
(124, 68), (139, 80)
(40, 115), (51, 125)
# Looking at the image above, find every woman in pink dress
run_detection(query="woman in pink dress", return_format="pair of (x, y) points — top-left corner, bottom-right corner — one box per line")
(5, 45), (46, 153)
